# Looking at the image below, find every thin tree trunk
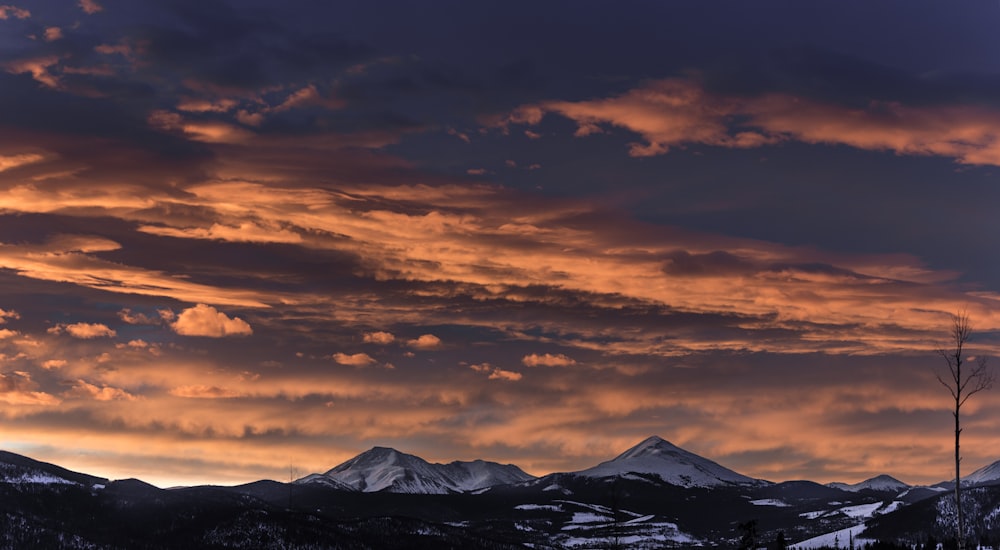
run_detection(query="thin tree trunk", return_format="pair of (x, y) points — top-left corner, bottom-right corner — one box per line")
(955, 405), (963, 550)
(936, 312), (993, 550)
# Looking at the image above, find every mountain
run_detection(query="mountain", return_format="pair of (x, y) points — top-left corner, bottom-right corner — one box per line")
(0, 450), (107, 487)
(297, 446), (535, 494)
(572, 435), (767, 488)
(963, 458), (1000, 486)
(0, 444), (958, 549)
(827, 474), (910, 493)
(923, 458), (1000, 490)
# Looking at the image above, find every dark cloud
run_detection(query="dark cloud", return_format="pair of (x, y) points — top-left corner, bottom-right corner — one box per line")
(130, 0), (372, 92)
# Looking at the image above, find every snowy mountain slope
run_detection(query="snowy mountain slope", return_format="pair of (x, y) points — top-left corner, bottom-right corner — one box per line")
(0, 450), (107, 487)
(437, 458), (534, 491)
(297, 446), (535, 494)
(925, 458), (1000, 489)
(827, 474), (910, 493)
(293, 473), (356, 491)
(963, 459), (1000, 486)
(573, 436), (767, 488)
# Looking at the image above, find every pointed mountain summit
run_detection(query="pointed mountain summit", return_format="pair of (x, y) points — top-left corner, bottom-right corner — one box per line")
(574, 436), (766, 488)
(297, 446), (535, 494)
(827, 474), (909, 493)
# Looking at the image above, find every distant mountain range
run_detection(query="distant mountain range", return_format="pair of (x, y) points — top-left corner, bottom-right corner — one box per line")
(291, 434), (1000, 494)
(294, 445), (534, 494)
(6, 437), (1000, 549)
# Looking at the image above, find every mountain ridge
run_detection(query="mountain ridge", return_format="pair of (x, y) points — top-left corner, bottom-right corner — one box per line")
(295, 445), (535, 494)
(827, 474), (910, 493)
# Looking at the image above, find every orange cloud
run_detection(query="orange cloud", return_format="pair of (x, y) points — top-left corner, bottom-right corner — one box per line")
(4, 56), (61, 88)
(48, 322), (116, 339)
(331, 352), (376, 367)
(138, 221), (302, 244)
(408, 334), (441, 349)
(78, 0), (102, 14)
(117, 309), (162, 325)
(52, 176), (991, 356)
(94, 41), (132, 57)
(0, 236), (269, 307)
(0, 308), (19, 323)
(169, 385), (241, 399)
(469, 363), (522, 381)
(273, 84), (344, 112)
(148, 110), (255, 144)
(522, 353), (577, 367)
(505, 77), (1000, 166)
(746, 95), (1000, 166)
(363, 331), (395, 344)
(176, 97), (239, 113)
(171, 304), (252, 337)
(43, 27), (62, 42)
(0, 371), (60, 406)
(0, 153), (45, 172)
(0, 5), (29, 19)
(516, 79), (776, 157)
(65, 379), (137, 401)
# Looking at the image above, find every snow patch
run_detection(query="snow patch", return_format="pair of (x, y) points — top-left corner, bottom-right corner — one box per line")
(623, 514), (656, 524)
(0, 467), (77, 486)
(790, 524), (869, 550)
(562, 511), (611, 529)
(751, 498), (792, 507)
(839, 502), (882, 518)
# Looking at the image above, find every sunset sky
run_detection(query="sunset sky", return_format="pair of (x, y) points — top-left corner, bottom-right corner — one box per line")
(2, 0), (1000, 488)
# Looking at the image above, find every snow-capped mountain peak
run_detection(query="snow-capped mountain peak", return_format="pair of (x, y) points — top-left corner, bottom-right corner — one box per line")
(614, 435), (685, 460)
(296, 446), (535, 494)
(574, 436), (765, 488)
(828, 474), (910, 493)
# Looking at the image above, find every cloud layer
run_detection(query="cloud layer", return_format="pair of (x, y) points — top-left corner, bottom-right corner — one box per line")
(0, 0), (999, 489)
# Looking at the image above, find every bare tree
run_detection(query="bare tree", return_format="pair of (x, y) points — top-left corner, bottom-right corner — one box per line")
(935, 311), (994, 550)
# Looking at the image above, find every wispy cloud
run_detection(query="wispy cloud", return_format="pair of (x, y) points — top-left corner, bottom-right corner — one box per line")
(504, 78), (1000, 166)
(0, 5), (30, 19)
(48, 322), (116, 339)
(470, 363), (522, 381)
(522, 353), (576, 367)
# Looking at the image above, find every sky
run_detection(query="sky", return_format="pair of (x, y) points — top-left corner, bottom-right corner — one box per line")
(2, 0), (1000, 489)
